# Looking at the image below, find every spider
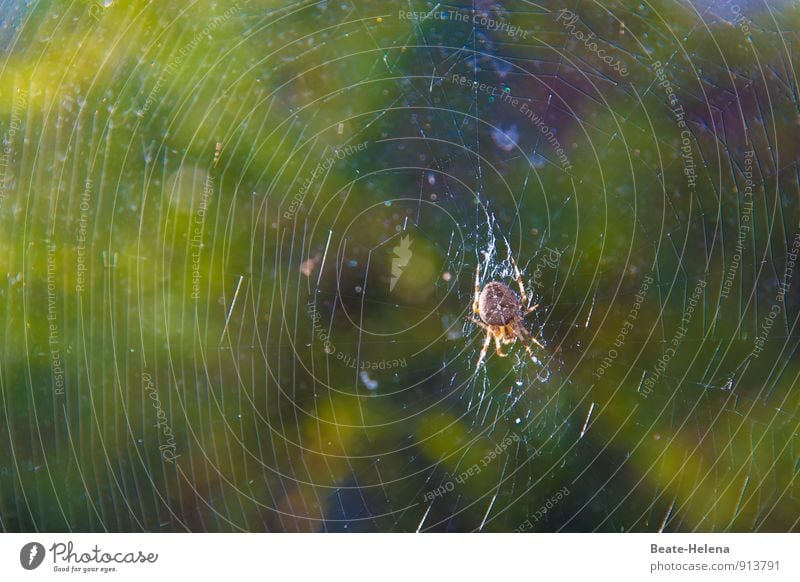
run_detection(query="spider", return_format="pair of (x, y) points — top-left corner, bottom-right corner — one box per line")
(469, 257), (544, 369)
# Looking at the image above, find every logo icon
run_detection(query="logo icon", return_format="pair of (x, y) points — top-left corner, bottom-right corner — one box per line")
(20, 542), (45, 570)
(390, 235), (413, 292)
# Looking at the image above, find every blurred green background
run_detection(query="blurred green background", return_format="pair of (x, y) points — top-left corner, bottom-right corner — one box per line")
(0, 0), (798, 532)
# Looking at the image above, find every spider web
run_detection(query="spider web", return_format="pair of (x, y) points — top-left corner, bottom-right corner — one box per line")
(0, 0), (798, 533)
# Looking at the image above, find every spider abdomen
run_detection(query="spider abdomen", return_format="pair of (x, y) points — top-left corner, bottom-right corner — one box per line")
(478, 282), (521, 325)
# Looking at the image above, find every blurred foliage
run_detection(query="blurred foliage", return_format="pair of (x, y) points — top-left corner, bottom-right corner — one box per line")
(0, 0), (798, 531)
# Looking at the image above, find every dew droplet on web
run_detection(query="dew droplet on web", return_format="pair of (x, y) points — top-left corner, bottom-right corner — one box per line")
(491, 124), (518, 151)
(360, 371), (378, 390)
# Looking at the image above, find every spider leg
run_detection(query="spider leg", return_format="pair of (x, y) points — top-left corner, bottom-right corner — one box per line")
(473, 263), (481, 315)
(516, 322), (545, 349)
(528, 335), (545, 350)
(521, 338), (538, 360)
(509, 256), (531, 308)
(467, 315), (488, 329)
(523, 330), (545, 350)
(524, 303), (539, 317)
(476, 331), (492, 369)
(494, 333), (509, 357)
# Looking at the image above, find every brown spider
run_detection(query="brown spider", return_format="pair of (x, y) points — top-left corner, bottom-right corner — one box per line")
(469, 257), (544, 369)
